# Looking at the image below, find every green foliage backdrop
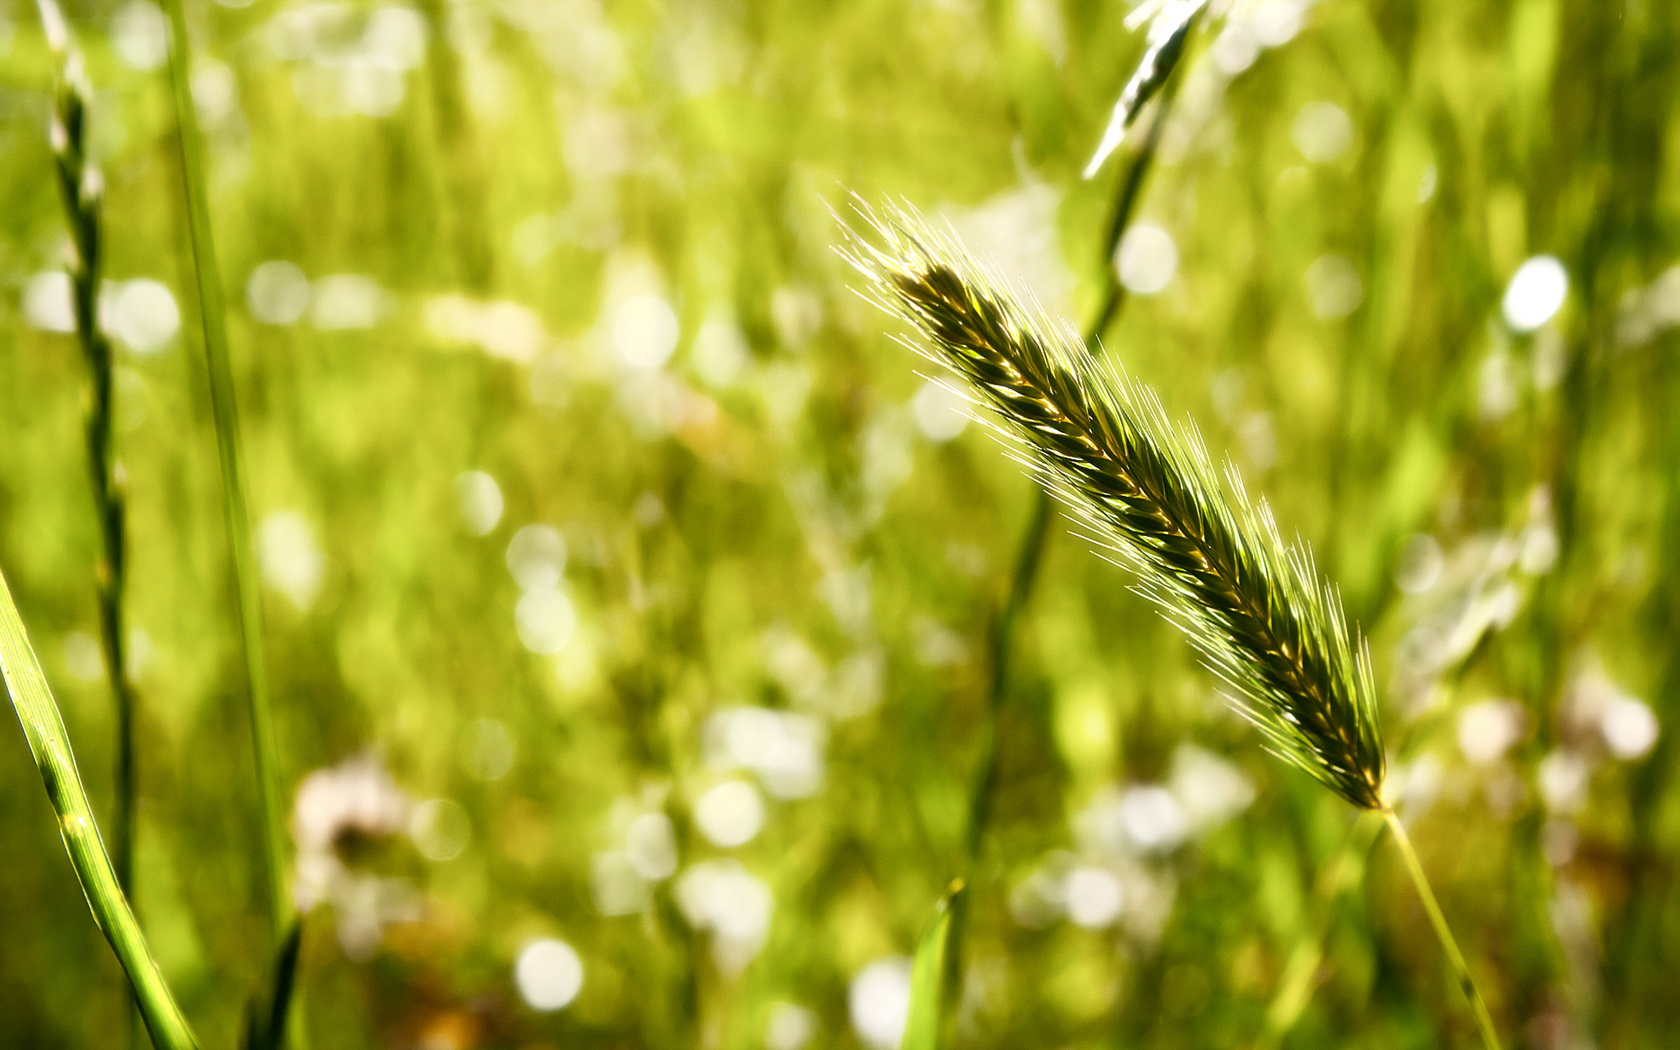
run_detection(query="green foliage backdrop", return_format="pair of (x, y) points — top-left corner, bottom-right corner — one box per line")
(1, 0), (1677, 1048)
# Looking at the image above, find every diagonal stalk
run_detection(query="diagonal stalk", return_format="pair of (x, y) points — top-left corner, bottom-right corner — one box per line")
(0, 567), (200, 1050)
(1381, 807), (1502, 1050)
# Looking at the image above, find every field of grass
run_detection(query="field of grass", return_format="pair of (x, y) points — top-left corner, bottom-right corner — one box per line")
(2, 1), (1679, 1048)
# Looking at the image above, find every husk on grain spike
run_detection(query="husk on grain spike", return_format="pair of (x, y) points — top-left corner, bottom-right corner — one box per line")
(844, 202), (1385, 810)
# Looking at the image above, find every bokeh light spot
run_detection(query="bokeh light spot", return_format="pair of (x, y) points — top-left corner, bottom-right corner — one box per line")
(514, 938), (583, 1011)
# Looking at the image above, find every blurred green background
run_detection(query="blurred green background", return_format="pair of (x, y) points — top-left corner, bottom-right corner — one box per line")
(2, 0), (1678, 1047)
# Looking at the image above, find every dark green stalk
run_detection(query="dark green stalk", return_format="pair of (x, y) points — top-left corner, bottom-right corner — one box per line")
(159, 0), (290, 962)
(0, 566), (200, 1050)
(35, 0), (139, 911)
(965, 25), (1190, 871)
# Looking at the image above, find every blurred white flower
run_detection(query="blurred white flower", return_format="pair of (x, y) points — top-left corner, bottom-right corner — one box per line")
(455, 470), (503, 534)
(310, 274), (386, 330)
(1292, 101), (1353, 162)
(1168, 744), (1255, 830)
(766, 1002), (817, 1050)
(1601, 696), (1658, 760)
(849, 957), (913, 1050)
(1065, 866), (1125, 929)
(1116, 222), (1178, 295)
(1457, 699), (1528, 765)
(704, 706), (826, 800)
(515, 938), (583, 1011)
(516, 587), (577, 654)
(1076, 783), (1189, 856)
(112, 1), (168, 71)
(592, 850), (650, 915)
(1538, 749), (1590, 813)
(258, 510), (326, 610)
(24, 272), (75, 333)
(613, 293), (679, 369)
(911, 380), (969, 442)
(108, 279), (180, 354)
(694, 779), (764, 848)
(506, 524), (568, 591)
(425, 294), (548, 362)
(676, 859), (773, 972)
(1394, 534), (1444, 594)
(409, 798), (471, 861)
(248, 261), (311, 324)
(1305, 254), (1363, 319)
(62, 630), (104, 683)
(624, 812), (677, 880)
(291, 755), (411, 928)
(463, 718), (515, 781)
(1120, 784), (1188, 851)
(1503, 256), (1568, 332)
(691, 315), (750, 388)
(292, 755), (409, 855)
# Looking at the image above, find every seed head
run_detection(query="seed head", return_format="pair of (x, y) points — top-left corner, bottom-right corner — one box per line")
(843, 202), (1386, 810)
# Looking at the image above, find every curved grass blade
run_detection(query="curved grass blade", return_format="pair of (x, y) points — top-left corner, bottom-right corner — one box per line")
(1084, 0), (1206, 178)
(904, 880), (967, 1050)
(243, 920), (305, 1050)
(0, 566), (200, 1050)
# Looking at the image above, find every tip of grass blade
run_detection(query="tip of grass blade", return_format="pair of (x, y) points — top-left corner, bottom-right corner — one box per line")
(903, 879), (967, 1050)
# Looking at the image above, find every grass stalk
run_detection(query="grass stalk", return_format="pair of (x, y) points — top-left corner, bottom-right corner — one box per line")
(965, 17), (1194, 869)
(0, 566), (200, 1050)
(35, 0), (140, 911)
(1381, 807), (1502, 1050)
(157, 0), (290, 943)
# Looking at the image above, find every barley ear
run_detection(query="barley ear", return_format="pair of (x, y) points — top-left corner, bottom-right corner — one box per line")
(842, 202), (1386, 811)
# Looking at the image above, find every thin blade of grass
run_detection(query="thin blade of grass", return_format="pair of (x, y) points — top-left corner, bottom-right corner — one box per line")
(243, 920), (305, 1050)
(158, 0), (290, 943)
(0, 566), (200, 1050)
(904, 880), (967, 1050)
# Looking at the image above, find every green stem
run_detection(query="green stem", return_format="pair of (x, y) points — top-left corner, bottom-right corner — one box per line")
(965, 56), (1187, 871)
(1381, 807), (1502, 1050)
(0, 567), (200, 1050)
(159, 0), (291, 954)
(47, 5), (140, 901)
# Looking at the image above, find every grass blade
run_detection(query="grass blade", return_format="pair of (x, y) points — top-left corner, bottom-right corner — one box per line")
(0, 566), (199, 1050)
(904, 880), (967, 1050)
(158, 0), (290, 941)
(243, 920), (305, 1050)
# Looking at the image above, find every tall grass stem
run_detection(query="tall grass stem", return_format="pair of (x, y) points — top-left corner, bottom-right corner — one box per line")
(966, 33), (1191, 869)
(35, 0), (140, 915)
(159, 0), (291, 957)
(0, 567), (200, 1050)
(1381, 807), (1502, 1050)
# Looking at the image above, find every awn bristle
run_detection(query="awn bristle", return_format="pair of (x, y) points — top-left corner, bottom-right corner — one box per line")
(844, 203), (1386, 810)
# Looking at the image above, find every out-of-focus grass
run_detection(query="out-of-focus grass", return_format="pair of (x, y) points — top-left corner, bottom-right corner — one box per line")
(1, 1), (1678, 1049)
